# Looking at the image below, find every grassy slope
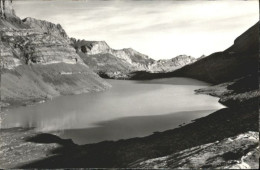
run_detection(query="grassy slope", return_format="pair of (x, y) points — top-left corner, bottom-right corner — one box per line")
(1, 63), (110, 106)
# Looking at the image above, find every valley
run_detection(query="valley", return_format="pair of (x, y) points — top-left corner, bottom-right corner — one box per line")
(0, 0), (259, 169)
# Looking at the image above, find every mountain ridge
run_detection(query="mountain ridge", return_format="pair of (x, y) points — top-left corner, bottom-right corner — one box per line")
(71, 39), (196, 78)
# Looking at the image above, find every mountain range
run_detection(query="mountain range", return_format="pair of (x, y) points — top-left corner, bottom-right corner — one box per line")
(71, 39), (196, 79)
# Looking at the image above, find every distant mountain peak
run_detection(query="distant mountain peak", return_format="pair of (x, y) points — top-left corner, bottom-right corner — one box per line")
(148, 54), (196, 73)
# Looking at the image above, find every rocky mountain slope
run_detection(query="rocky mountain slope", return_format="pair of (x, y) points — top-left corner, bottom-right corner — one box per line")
(171, 22), (259, 84)
(71, 39), (196, 78)
(22, 17), (70, 42)
(130, 22), (259, 83)
(0, 0), (110, 107)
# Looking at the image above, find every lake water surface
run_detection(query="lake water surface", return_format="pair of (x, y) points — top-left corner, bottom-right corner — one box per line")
(1, 78), (224, 144)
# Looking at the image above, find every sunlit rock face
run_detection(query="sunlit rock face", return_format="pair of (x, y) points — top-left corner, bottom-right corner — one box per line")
(73, 40), (154, 68)
(111, 48), (154, 70)
(132, 131), (259, 169)
(71, 39), (196, 79)
(0, 0), (110, 106)
(148, 55), (196, 73)
(80, 41), (111, 55)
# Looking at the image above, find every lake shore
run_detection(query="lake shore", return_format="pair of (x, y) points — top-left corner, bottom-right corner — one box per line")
(1, 78), (222, 139)
(0, 76), (258, 168)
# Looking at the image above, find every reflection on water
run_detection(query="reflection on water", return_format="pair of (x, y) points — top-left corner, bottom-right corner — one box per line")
(1, 78), (225, 144)
(58, 110), (216, 144)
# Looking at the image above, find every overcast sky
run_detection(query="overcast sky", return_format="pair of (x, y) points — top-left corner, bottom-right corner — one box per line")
(14, 0), (259, 59)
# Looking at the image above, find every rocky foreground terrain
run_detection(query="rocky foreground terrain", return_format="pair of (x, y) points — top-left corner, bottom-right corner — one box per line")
(0, 0), (110, 107)
(71, 39), (196, 79)
(132, 132), (259, 169)
(0, 128), (63, 168)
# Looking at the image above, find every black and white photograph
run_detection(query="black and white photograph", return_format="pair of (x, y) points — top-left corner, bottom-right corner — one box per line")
(0, 0), (259, 169)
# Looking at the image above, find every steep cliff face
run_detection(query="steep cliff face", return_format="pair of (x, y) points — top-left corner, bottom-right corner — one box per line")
(73, 40), (110, 55)
(0, 0), (110, 106)
(72, 40), (155, 78)
(73, 40), (154, 68)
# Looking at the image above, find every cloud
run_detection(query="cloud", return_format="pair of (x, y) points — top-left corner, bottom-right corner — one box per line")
(14, 0), (259, 59)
